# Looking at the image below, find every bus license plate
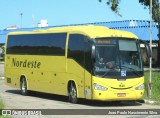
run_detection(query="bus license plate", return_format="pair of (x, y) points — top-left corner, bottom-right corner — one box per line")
(117, 93), (126, 97)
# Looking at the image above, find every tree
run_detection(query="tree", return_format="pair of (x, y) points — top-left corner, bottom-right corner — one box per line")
(99, 0), (160, 66)
(139, 0), (160, 24)
(98, 0), (121, 16)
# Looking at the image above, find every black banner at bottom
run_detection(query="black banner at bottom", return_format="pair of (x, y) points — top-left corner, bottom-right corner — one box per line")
(0, 109), (160, 116)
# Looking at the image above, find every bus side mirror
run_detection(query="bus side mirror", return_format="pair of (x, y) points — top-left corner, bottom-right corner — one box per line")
(91, 45), (96, 60)
(144, 42), (151, 58)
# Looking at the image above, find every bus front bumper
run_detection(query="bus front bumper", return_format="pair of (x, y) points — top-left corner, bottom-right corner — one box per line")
(92, 89), (144, 101)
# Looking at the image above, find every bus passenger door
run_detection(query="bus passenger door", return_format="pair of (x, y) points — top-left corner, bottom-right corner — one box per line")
(68, 34), (86, 98)
(84, 39), (92, 99)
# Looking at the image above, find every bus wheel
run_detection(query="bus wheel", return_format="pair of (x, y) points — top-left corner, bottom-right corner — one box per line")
(20, 77), (28, 95)
(68, 82), (77, 103)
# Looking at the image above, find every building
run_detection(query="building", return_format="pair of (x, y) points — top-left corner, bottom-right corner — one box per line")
(38, 20), (48, 28)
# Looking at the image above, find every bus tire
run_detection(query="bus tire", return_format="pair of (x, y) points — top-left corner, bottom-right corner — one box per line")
(68, 82), (78, 103)
(20, 77), (28, 95)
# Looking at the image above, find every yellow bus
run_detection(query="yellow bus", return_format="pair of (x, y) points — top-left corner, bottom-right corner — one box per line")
(4, 25), (150, 103)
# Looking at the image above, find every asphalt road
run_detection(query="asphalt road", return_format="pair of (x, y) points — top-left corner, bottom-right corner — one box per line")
(0, 63), (160, 118)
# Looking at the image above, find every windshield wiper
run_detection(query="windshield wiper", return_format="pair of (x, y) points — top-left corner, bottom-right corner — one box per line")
(101, 68), (117, 78)
(101, 71), (110, 78)
(95, 65), (142, 78)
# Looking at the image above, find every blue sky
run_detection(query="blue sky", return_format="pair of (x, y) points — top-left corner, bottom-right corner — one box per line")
(0, 0), (150, 30)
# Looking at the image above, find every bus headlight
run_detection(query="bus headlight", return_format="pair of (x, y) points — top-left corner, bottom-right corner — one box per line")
(135, 84), (144, 90)
(94, 83), (107, 91)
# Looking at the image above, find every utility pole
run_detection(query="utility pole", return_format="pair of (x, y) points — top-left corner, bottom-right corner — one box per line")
(20, 13), (23, 28)
(158, 0), (160, 67)
(149, 0), (152, 99)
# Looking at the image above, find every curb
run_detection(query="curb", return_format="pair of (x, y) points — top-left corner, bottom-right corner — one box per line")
(144, 99), (159, 104)
(0, 77), (4, 80)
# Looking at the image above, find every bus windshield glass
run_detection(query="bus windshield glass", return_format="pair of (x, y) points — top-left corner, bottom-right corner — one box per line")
(93, 38), (143, 78)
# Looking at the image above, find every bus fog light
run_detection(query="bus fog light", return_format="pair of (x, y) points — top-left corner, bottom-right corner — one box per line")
(94, 83), (107, 91)
(135, 84), (144, 90)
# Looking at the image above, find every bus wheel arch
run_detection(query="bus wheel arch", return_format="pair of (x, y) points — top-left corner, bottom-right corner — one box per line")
(20, 75), (28, 95)
(68, 80), (78, 103)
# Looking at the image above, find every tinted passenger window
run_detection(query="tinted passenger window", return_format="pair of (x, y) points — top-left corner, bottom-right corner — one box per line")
(7, 33), (67, 56)
(68, 34), (85, 67)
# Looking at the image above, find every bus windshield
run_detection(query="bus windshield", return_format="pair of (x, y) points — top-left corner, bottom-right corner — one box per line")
(94, 38), (143, 78)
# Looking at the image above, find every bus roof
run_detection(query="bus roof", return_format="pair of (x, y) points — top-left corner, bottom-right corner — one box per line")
(8, 25), (138, 39)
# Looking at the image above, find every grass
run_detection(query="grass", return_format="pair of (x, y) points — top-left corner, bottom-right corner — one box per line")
(0, 98), (5, 118)
(0, 74), (3, 78)
(144, 71), (160, 101)
(0, 61), (4, 78)
(0, 74), (3, 80)
(0, 98), (10, 118)
(0, 99), (4, 109)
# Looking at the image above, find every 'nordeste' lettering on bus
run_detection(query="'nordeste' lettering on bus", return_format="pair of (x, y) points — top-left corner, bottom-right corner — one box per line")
(12, 58), (41, 69)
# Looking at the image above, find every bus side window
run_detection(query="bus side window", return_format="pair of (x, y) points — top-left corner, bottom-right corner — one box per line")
(68, 34), (85, 67)
(6, 33), (67, 56)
